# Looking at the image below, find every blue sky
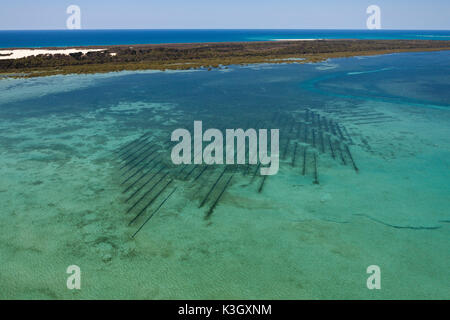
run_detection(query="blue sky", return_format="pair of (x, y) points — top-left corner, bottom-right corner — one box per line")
(1, 0), (449, 30)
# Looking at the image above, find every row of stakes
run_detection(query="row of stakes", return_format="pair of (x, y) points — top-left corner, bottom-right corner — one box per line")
(113, 110), (359, 236)
(114, 132), (238, 237)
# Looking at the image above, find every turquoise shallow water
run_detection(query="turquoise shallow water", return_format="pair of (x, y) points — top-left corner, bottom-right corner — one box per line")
(0, 51), (449, 299)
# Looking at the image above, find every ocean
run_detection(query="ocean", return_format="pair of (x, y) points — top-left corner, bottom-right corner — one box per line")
(0, 50), (449, 299)
(1, 29), (450, 48)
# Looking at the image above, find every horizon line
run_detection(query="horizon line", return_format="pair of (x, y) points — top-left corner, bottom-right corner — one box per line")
(1, 28), (450, 31)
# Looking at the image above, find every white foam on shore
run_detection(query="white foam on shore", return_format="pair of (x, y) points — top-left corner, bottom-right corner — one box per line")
(0, 48), (106, 60)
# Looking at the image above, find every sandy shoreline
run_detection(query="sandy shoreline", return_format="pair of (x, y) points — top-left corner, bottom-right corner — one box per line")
(0, 48), (106, 60)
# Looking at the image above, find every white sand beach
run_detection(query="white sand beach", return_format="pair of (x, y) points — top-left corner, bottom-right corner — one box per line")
(0, 48), (106, 60)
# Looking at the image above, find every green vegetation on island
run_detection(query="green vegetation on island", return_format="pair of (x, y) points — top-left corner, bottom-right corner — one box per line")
(1, 39), (450, 78)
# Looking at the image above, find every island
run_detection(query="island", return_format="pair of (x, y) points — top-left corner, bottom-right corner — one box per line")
(1, 39), (450, 78)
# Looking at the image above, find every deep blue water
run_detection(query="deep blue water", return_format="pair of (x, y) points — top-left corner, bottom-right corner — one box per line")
(1, 29), (450, 48)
